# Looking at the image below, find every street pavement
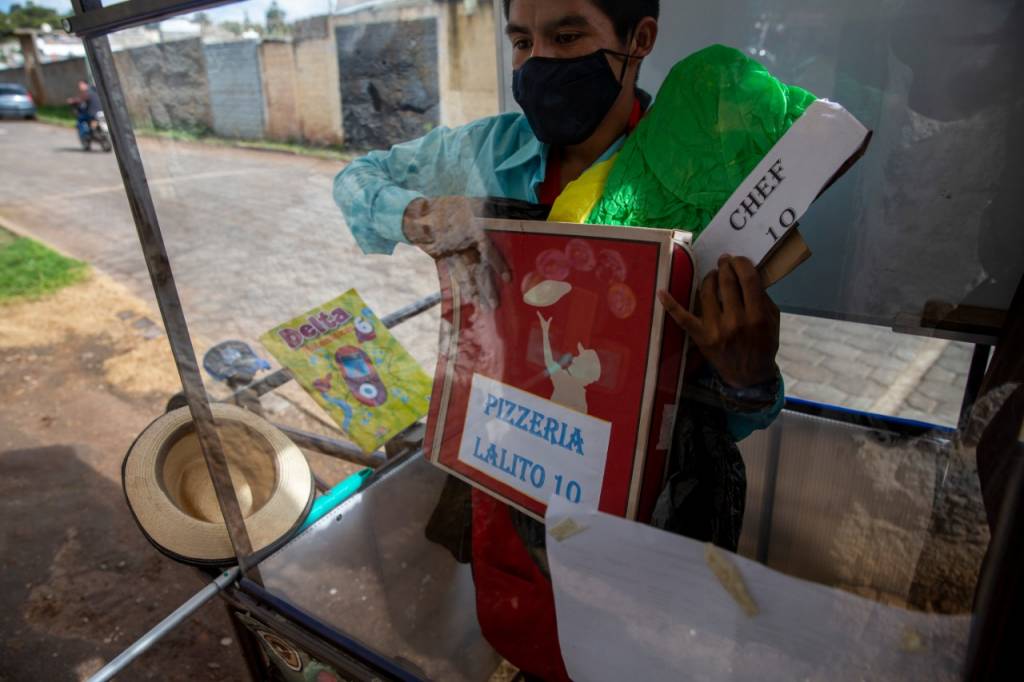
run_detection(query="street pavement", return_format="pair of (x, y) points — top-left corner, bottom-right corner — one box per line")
(0, 121), (973, 427)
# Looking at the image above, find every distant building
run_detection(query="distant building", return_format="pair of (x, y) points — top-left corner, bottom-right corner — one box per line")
(36, 34), (86, 62)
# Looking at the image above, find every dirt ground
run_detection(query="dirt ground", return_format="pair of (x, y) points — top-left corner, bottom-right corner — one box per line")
(0, 273), (252, 681)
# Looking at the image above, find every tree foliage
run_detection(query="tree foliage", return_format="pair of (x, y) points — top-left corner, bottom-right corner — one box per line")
(265, 1), (289, 36)
(0, 2), (67, 36)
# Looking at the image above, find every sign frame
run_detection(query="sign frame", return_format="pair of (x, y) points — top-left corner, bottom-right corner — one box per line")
(425, 219), (697, 522)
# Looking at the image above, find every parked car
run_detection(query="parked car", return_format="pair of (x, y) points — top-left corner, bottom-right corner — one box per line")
(0, 83), (37, 119)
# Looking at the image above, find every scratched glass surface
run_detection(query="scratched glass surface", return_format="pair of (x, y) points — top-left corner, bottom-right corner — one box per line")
(82, 1), (1012, 680)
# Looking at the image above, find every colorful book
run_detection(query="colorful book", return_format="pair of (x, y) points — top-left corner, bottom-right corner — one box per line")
(261, 290), (432, 453)
(424, 220), (697, 522)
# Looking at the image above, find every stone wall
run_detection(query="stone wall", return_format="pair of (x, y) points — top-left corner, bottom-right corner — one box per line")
(335, 18), (440, 150)
(0, 56), (89, 106)
(2, 3), (499, 146)
(204, 40), (265, 139)
(112, 38), (212, 132)
(259, 40), (300, 142)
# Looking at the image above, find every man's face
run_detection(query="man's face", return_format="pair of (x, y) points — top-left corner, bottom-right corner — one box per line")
(78, 81), (89, 94)
(505, 0), (625, 70)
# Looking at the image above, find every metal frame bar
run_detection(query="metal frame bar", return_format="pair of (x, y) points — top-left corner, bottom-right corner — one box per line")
(276, 424), (386, 468)
(65, 0), (239, 37)
(75, 0), (259, 579)
(783, 396), (955, 437)
(755, 421), (782, 565)
(86, 568), (242, 682)
(959, 344), (993, 426)
(965, 434), (1023, 680)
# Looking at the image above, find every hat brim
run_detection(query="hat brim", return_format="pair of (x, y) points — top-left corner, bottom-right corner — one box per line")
(122, 404), (314, 566)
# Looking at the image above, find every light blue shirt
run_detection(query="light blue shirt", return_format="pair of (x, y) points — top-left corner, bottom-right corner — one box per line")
(332, 112), (783, 440)
(333, 112), (625, 255)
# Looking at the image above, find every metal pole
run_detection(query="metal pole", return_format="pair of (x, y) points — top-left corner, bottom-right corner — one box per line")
(379, 291), (442, 328)
(959, 344), (992, 427)
(87, 568), (241, 682)
(76, 0), (259, 579)
(965, 431), (1024, 680)
(756, 415), (783, 565)
(275, 424), (386, 468)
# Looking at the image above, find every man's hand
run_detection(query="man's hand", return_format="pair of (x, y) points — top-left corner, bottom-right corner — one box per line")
(658, 255), (780, 388)
(403, 196), (510, 308)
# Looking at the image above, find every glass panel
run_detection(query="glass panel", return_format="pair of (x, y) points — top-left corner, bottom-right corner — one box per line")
(43, 0), (1012, 679)
(733, 411), (988, 679)
(497, 0), (1024, 331)
(739, 411), (988, 614)
(92, 2), (504, 676)
(779, 314), (973, 426)
(259, 455), (500, 682)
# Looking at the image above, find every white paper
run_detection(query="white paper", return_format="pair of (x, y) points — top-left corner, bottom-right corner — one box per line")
(693, 99), (870, 281)
(545, 498), (970, 682)
(457, 373), (611, 508)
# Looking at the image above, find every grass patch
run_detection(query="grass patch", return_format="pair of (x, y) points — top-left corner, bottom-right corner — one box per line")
(234, 138), (357, 161)
(0, 227), (89, 302)
(36, 105), (77, 127)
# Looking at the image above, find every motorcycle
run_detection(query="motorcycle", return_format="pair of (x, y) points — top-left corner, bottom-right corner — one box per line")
(78, 110), (112, 152)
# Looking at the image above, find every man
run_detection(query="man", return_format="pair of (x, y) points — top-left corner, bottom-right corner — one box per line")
(67, 80), (101, 141)
(334, 1), (783, 678)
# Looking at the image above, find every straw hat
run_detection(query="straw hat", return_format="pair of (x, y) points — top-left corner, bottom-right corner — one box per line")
(122, 403), (314, 565)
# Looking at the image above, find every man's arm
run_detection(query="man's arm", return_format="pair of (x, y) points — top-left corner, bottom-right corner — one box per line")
(717, 369), (785, 441)
(537, 312), (560, 375)
(332, 118), (499, 256)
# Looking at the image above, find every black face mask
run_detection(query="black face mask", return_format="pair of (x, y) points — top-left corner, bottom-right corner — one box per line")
(513, 47), (634, 147)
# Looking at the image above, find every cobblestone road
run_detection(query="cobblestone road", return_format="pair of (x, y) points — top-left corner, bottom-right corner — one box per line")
(0, 121), (973, 427)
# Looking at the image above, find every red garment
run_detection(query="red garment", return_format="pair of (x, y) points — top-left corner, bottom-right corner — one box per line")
(472, 96), (648, 681)
(471, 490), (571, 681)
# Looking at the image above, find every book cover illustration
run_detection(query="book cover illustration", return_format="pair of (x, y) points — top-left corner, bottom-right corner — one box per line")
(260, 289), (432, 453)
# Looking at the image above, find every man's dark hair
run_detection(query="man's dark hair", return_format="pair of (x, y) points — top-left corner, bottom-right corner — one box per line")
(502, 0), (660, 42)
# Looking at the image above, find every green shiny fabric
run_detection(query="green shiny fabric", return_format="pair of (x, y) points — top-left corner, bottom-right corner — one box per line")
(587, 44), (817, 237)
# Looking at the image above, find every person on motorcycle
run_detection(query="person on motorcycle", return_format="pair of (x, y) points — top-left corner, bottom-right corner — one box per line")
(67, 80), (101, 140)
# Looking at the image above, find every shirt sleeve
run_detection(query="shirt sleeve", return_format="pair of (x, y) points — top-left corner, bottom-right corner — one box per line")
(723, 371), (786, 442)
(332, 118), (497, 255)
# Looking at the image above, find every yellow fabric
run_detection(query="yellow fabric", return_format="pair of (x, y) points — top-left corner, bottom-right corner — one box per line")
(548, 155), (618, 223)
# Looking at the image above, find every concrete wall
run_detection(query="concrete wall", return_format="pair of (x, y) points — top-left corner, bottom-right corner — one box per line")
(438, 0), (499, 127)
(203, 40), (265, 140)
(39, 58), (89, 104)
(0, 56), (88, 106)
(335, 17), (440, 150)
(112, 38), (212, 132)
(1, 3), (500, 146)
(0, 67), (28, 89)
(293, 16), (344, 146)
(258, 40), (300, 141)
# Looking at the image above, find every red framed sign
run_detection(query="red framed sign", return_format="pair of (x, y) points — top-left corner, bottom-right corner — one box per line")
(424, 219), (697, 522)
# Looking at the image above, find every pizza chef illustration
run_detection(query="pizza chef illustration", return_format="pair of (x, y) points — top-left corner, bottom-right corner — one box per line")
(523, 274), (602, 415)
